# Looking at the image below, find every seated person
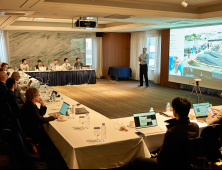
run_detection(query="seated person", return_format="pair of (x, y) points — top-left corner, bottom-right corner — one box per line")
(20, 59), (29, 71)
(74, 58), (83, 68)
(134, 97), (199, 169)
(206, 93), (222, 125)
(19, 87), (59, 144)
(2, 63), (11, 77)
(35, 60), (44, 70)
(5, 78), (20, 118)
(62, 58), (71, 70)
(11, 72), (27, 92)
(49, 59), (59, 70)
(0, 71), (8, 98)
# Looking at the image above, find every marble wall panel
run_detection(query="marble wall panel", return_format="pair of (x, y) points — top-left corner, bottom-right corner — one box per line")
(8, 31), (93, 70)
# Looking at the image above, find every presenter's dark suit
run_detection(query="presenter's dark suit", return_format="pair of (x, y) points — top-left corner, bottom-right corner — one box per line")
(139, 53), (149, 86)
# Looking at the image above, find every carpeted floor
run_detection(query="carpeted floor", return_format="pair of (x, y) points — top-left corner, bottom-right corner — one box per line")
(53, 79), (222, 119)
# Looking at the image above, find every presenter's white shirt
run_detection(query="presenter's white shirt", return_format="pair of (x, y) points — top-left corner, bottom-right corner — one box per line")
(170, 69), (181, 76)
(20, 64), (29, 71)
(62, 63), (71, 69)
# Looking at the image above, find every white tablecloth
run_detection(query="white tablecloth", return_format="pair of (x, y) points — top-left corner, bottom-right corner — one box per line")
(20, 86), (151, 169)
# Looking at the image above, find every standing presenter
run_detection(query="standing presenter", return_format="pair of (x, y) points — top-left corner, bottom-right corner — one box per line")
(138, 48), (149, 87)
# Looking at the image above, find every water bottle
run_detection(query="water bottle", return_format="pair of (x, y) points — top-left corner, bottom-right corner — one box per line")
(71, 105), (75, 119)
(166, 102), (171, 115)
(61, 98), (64, 105)
(85, 113), (90, 129)
(52, 93), (56, 104)
(101, 123), (106, 142)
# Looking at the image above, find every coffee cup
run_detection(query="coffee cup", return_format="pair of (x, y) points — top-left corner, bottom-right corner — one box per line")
(59, 115), (67, 121)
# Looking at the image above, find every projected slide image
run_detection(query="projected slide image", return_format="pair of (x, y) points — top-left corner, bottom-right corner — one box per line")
(169, 25), (222, 90)
(184, 32), (222, 81)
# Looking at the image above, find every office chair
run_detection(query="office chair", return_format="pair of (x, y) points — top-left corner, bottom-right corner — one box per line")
(200, 124), (222, 162)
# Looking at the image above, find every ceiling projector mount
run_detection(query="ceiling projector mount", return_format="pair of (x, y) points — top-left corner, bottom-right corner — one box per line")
(72, 17), (98, 28)
(181, 0), (188, 8)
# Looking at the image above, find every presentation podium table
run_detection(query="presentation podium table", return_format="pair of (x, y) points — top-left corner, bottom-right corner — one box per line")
(108, 67), (132, 81)
(25, 70), (96, 86)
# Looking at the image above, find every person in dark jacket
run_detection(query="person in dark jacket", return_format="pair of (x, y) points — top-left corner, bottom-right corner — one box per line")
(20, 87), (59, 144)
(35, 60), (44, 70)
(5, 78), (20, 118)
(0, 71), (8, 99)
(134, 97), (199, 169)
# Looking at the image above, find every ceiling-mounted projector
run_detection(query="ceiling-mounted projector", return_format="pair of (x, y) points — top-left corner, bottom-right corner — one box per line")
(74, 17), (97, 28)
(181, 0), (188, 8)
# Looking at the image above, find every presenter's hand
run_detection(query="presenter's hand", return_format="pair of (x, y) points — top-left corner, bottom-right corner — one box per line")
(220, 93), (222, 97)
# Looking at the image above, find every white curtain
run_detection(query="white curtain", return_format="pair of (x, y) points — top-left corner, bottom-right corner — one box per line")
(130, 32), (147, 80)
(92, 33), (103, 78)
(0, 31), (10, 64)
(154, 30), (161, 84)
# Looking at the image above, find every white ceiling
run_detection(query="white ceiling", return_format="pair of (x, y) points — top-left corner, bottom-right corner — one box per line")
(1, 0), (222, 32)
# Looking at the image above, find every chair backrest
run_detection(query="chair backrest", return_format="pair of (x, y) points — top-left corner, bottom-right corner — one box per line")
(200, 124), (222, 162)
(14, 131), (36, 169)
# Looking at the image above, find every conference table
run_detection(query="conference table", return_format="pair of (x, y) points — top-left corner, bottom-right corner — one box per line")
(19, 73), (222, 169)
(19, 75), (150, 169)
(24, 69), (96, 86)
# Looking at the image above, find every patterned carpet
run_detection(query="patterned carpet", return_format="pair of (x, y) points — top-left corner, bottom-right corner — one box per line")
(53, 79), (222, 119)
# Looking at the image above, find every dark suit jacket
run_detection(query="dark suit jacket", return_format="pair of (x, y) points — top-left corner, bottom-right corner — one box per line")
(35, 65), (44, 70)
(157, 118), (199, 169)
(0, 81), (8, 99)
(5, 90), (20, 117)
(74, 62), (83, 67)
(20, 101), (55, 143)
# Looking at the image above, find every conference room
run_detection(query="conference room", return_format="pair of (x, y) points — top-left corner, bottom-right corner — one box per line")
(1, 0), (222, 169)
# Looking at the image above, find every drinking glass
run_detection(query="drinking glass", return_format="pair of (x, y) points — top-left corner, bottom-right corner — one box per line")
(94, 127), (101, 142)
(56, 101), (61, 111)
(79, 116), (85, 130)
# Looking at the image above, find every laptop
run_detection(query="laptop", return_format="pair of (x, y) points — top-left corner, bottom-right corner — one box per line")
(56, 66), (62, 71)
(39, 67), (46, 71)
(193, 102), (210, 121)
(68, 66), (73, 70)
(133, 112), (158, 129)
(48, 102), (70, 116)
(82, 66), (90, 70)
(75, 66), (81, 70)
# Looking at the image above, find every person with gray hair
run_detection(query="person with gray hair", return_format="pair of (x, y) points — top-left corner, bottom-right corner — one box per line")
(138, 48), (149, 87)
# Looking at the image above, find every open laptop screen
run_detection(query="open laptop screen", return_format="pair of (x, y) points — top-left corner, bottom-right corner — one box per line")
(193, 102), (210, 118)
(134, 112), (157, 129)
